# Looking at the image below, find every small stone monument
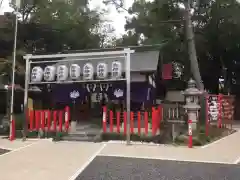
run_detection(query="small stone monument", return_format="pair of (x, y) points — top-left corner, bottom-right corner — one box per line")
(182, 79), (202, 130)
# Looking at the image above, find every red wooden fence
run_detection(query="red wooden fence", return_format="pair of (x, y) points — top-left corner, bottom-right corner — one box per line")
(102, 105), (163, 136)
(27, 106), (70, 133)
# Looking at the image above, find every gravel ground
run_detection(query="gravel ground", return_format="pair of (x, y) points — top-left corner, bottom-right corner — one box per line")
(0, 148), (10, 155)
(76, 156), (240, 180)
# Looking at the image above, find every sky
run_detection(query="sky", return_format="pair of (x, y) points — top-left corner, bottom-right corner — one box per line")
(0, 0), (135, 36)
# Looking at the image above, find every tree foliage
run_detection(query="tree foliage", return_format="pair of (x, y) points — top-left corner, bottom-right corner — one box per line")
(113, 0), (240, 94)
(0, 0), (108, 85)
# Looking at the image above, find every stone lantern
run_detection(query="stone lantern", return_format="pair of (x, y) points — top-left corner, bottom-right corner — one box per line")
(182, 78), (202, 130)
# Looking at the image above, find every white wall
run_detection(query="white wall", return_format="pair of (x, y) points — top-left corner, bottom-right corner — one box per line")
(165, 90), (185, 102)
(131, 73), (146, 82)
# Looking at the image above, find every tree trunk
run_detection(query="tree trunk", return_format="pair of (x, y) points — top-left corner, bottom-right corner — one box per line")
(184, 0), (204, 90)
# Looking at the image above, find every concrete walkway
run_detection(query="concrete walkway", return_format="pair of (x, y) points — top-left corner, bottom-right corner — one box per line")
(0, 140), (105, 180)
(100, 131), (240, 164)
(0, 130), (239, 180)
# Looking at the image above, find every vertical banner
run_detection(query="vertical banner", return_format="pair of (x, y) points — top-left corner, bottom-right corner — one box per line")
(218, 95), (223, 128)
(205, 95), (209, 136)
(162, 63), (173, 80)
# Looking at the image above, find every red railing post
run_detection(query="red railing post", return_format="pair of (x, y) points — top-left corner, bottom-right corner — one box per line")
(144, 111), (148, 136)
(102, 106), (107, 133)
(65, 106), (70, 132)
(116, 111), (120, 133)
(59, 110), (63, 132)
(10, 119), (15, 141)
(29, 109), (34, 131)
(130, 111), (134, 134)
(205, 95), (209, 136)
(152, 107), (156, 136)
(41, 110), (45, 131)
(124, 111), (127, 135)
(35, 110), (40, 131)
(137, 111), (141, 136)
(110, 110), (113, 133)
(53, 111), (57, 132)
(47, 110), (51, 132)
(188, 120), (193, 148)
(158, 105), (162, 131)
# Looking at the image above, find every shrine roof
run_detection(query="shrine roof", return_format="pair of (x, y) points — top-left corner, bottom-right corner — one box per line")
(56, 50), (159, 73)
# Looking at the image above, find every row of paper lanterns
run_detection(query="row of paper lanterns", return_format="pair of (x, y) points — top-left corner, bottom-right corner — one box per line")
(31, 61), (122, 82)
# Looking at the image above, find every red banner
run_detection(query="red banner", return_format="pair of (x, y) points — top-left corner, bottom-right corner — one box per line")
(162, 63), (173, 80)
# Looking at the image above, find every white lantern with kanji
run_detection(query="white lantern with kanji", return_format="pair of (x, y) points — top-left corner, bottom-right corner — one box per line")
(57, 65), (68, 81)
(70, 64), (81, 80)
(83, 63), (94, 80)
(31, 66), (43, 82)
(97, 62), (107, 79)
(43, 66), (56, 81)
(111, 61), (122, 79)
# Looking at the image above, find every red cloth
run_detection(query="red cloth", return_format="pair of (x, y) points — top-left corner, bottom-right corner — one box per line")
(162, 63), (173, 80)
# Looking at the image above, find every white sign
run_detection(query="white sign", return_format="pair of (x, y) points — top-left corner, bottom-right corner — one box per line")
(57, 65), (68, 81)
(97, 63), (108, 79)
(70, 64), (81, 79)
(43, 66), (56, 81)
(31, 66), (43, 82)
(207, 96), (219, 122)
(112, 61), (122, 79)
(83, 63), (94, 80)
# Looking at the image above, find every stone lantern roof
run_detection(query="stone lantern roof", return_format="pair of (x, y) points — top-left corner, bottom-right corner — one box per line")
(182, 78), (203, 96)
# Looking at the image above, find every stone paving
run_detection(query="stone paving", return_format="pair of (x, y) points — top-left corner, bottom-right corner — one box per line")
(76, 156), (240, 180)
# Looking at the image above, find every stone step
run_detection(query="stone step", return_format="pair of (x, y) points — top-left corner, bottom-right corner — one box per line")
(68, 130), (100, 137)
(62, 135), (95, 142)
(75, 124), (100, 130)
(63, 131), (102, 142)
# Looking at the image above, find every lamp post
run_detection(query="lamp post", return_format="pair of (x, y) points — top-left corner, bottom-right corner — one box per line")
(9, 0), (21, 140)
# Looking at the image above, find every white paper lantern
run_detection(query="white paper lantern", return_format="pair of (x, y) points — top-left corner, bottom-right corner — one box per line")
(31, 66), (43, 82)
(97, 62), (107, 79)
(70, 64), (81, 80)
(83, 63), (94, 80)
(43, 66), (56, 81)
(111, 61), (122, 79)
(57, 65), (68, 81)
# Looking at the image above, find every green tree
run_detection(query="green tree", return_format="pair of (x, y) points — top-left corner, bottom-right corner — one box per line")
(110, 0), (240, 94)
(0, 0), (108, 85)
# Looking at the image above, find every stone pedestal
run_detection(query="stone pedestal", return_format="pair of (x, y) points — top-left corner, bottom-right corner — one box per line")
(187, 111), (198, 130)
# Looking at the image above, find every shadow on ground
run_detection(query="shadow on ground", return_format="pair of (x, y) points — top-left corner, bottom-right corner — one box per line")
(76, 156), (240, 180)
(0, 148), (10, 155)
